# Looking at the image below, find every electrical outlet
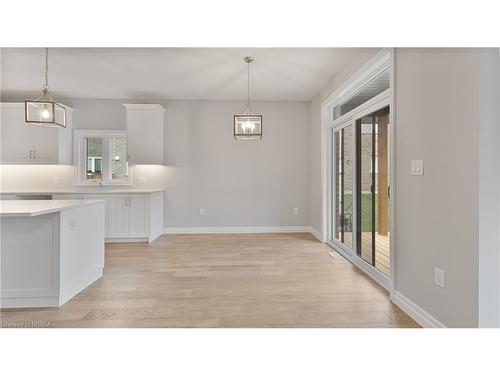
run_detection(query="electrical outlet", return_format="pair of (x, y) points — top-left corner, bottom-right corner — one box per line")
(54, 176), (60, 184)
(293, 207), (299, 215)
(199, 208), (205, 216)
(434, 267), (445, 288)
(411, 160), (424, 176)
(139, 176), (147, 183)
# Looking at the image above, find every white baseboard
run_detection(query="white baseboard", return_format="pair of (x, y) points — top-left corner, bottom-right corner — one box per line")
(309, 227), (322, 241)
(105, 238), (149, 243)
(0, 296), (60, 309)
(391, 290), (446, 328)
(163, 226), (312, 235)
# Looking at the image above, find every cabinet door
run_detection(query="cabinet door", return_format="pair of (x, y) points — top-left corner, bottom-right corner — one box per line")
(108, 195), (128, 238)
(0, 104), (35, 163)
(76, 195), (111, 238)
(32, 126), (58, 164)
(127, 195), (149, 237)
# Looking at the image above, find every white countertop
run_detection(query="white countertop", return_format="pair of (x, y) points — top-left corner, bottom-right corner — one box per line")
(0, 189), (165, 195)
(0, 199), (106, 217)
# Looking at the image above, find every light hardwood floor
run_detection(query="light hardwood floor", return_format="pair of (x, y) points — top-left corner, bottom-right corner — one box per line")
(0, 233), (419, 328)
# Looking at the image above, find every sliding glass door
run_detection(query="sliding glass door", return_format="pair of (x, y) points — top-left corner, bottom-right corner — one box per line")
(355, 106), (390, 276)
(327, 57), (392, 288)
(333, 124), (354, 250)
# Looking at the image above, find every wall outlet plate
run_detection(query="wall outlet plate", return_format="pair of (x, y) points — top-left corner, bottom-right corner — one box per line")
(199, 208), (205, 216)
(411, 160), (424, 176)
(293, 207), (299, 215)
(434, 267), (445, 288)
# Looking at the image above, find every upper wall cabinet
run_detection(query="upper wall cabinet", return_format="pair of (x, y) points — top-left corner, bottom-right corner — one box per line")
(0, 102), (74, 165)
(123, 104), (165, 165)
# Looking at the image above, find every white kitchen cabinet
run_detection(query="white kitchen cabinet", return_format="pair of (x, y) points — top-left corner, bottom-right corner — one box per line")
(0, 102), (73, 165)
(123, 104), (165, 165)
(109, 195), (129, 238)
(52, 192), (163, 243)
(127, 195), (148, 237)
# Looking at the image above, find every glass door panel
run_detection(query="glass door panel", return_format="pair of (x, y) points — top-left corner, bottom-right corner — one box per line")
(333, 125), (354, 249)
(356, 106), (390, 276)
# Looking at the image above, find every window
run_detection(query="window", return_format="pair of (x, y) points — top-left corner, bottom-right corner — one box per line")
(332, 67), (390, 122)
(74, 130), (130, 185)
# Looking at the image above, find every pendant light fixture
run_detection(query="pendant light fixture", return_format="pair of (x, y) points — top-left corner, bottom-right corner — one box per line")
(234, 56), (262, 140)
(25, 48), (66, 128)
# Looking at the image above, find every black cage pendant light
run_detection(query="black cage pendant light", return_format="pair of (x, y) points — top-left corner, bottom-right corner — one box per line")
(234, 56), (262, 140)
(25, 48), (66, 128)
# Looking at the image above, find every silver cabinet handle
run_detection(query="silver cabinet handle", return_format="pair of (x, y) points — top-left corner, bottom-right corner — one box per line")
(29, 150), (32, 159)
(33, 150), (37, 159)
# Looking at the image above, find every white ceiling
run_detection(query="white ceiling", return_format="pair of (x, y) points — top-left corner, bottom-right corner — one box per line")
(0, 48), (358, 101)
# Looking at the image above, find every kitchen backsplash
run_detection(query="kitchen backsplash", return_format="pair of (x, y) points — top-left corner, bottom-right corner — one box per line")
(0, 164), (168, 191)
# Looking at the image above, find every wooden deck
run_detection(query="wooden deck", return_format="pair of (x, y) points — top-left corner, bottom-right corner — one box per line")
(342, 232), (390, 276)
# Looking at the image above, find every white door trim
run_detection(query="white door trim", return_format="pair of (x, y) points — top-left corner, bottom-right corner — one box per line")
(321, 50), (395, 293)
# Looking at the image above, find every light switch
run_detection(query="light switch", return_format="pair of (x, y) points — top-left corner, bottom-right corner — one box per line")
(411, 160), (424, 176)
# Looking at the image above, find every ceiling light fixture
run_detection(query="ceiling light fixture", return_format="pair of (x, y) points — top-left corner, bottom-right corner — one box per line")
(234, 56), (262, 140)
(25, 48), (66, 128)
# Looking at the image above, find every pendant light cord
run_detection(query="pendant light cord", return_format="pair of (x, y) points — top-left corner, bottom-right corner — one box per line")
(247, 60), (251, 111)
(43, 48), (49, 91)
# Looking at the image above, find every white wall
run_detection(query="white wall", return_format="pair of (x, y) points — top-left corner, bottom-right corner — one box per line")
(0, 98), (310, 229)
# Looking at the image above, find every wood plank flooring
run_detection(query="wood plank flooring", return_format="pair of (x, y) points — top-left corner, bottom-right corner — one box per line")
(0, 233), (418, 328)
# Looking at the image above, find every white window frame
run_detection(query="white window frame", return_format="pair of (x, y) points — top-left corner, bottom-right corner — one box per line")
(74, 130), (132, 186)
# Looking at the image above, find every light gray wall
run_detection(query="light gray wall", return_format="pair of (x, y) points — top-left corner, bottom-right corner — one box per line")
(395, 48), (485, 327)
(1, 98), (311, 228)
(162, 100), (310, 227)
(309, 49), (381, 233)
(478, 48), (500, 327)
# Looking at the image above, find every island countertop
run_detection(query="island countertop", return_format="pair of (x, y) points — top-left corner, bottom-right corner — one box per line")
(0, 199), (106, 217)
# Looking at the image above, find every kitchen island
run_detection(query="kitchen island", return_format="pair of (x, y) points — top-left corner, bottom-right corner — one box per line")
(0, 200), (105, 308)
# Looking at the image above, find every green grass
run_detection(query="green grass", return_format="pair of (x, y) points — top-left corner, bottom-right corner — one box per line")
(341, 193), (390, 232)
